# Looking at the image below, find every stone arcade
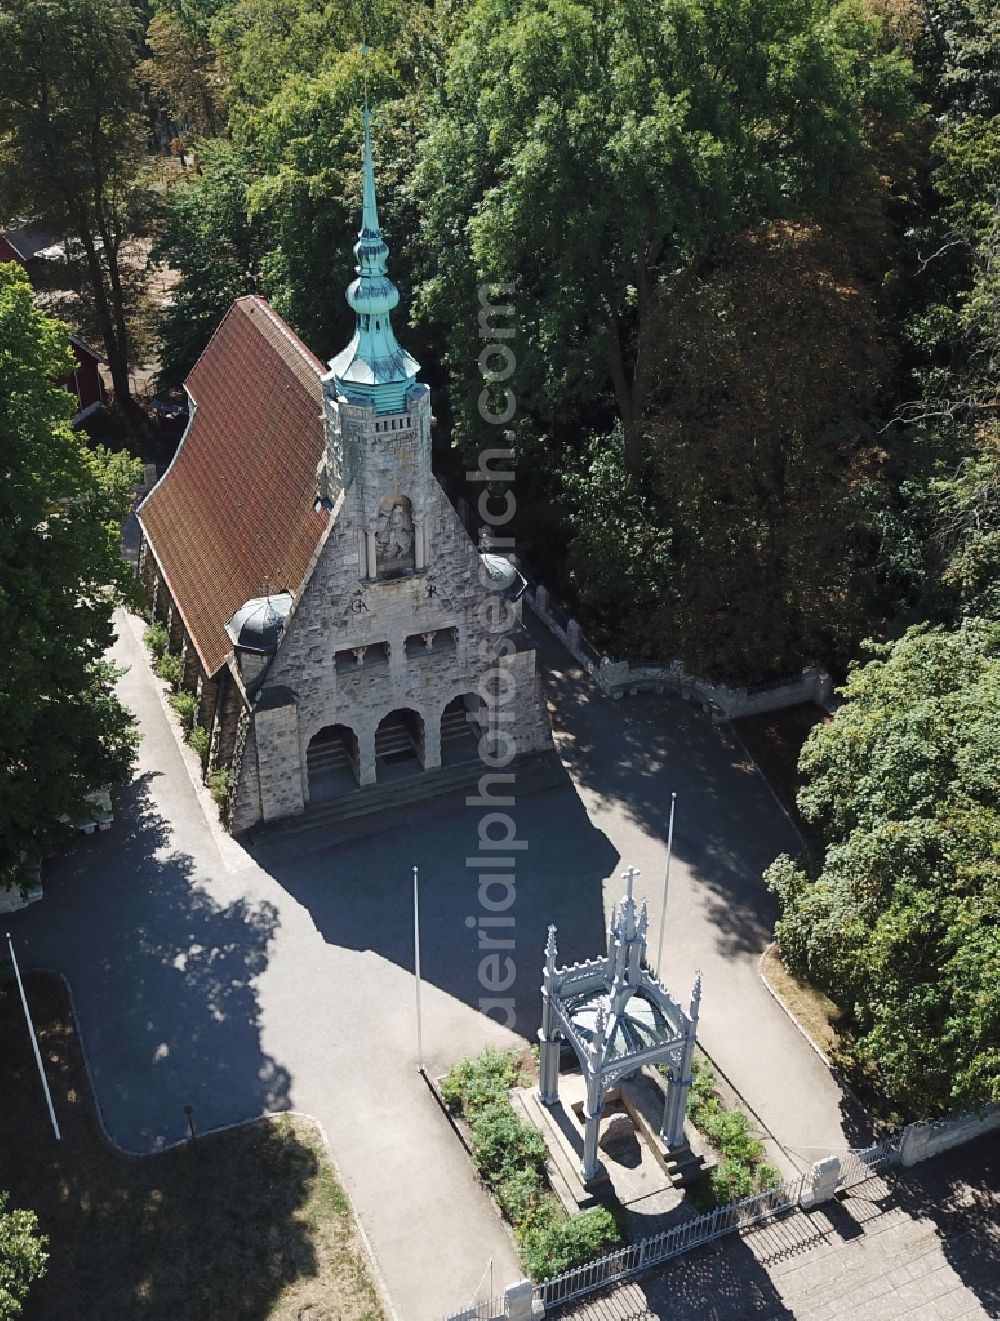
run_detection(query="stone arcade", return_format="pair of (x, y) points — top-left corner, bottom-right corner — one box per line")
(137, 109), (551, 831)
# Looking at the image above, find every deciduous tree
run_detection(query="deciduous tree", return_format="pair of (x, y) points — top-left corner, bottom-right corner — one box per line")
(0, 0), (147, 412)
(0, 1191), (46, 1321)
(766, 620), (1000, 1115)
(0, 265), (139, 890)
(415, 0), (913, 476)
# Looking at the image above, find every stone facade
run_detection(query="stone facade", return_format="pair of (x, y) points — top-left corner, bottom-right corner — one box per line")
(138, 107), (552, 832)
(227, 379), (550, 831)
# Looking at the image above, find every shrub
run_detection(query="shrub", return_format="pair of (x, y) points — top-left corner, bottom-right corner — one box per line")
(439, 1047), (523, 1119)
(188, 724), (210, 765)
(685, 1058), (778, 1206)
(519, 1207), (621, 1281)
(169, 690), (197, 733)
(494, 1166), (548, 1226)
(143, 622), (169, 660)
(207, 769), (230, 807)
(470, 1104), (547, 1185)
(155, 652), (183, 689)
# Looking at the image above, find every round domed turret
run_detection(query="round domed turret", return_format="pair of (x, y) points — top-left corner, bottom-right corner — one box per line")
(479, 553), (526, 601)
(224, 592), (293, 654)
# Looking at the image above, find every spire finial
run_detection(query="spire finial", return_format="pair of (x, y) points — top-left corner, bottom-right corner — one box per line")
(324, 48), (421, 410)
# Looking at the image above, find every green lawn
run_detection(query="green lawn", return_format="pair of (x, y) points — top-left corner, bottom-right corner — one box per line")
(0, 971), (383, 1321)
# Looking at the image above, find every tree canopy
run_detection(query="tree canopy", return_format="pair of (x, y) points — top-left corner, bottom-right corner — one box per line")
(0, 1191), (46, 1321)
(413, 0), (913, 474)
(766, 620), (1000, 1115)
(0, 0), (148, 410)
(0, 264), (139, 889)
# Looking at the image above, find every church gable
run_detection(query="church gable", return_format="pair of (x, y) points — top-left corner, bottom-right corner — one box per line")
(138, 297), (331, 676)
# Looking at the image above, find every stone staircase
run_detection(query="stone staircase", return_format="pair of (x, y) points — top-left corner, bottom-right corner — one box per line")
(375, 710), (421, 764)
(246, 749), (567, 850)
(307, 733), (355, 780)
(620, 1070), (710, 1189)
(440, 701), (480, 761)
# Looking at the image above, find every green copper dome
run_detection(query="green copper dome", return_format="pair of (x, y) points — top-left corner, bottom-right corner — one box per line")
(327, 108), (420, 413)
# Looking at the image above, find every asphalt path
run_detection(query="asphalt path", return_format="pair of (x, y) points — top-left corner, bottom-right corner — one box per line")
(9, 610), (864, 1318)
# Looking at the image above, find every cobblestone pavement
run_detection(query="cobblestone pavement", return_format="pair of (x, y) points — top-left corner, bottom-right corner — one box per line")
(559, 1139), (1000, 1320)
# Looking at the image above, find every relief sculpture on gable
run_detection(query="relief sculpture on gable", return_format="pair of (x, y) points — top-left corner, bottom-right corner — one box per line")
(375, 495), (415, 571)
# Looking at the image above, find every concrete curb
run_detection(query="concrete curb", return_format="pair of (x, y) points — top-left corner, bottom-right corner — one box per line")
(28, 967), (399, 1321)
(723, 722), (808, 855)
(422, 1068), (524, 1256)
(758, 942), (834, 1070)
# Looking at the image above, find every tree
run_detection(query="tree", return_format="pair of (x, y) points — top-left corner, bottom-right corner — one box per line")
(0, 265), (140, 890)
(563, 220), (899, 682)
(151, 139), (261, 385)
(414, 0), (913, 476)
(140, 11), (224, 150)
(0, 1192), (47, 1321)
(0, 0), (147, 412)
(765, 620), (1000, 1116)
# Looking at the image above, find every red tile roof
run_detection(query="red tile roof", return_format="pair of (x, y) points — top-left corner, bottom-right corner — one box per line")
(138, 297), (330, 676)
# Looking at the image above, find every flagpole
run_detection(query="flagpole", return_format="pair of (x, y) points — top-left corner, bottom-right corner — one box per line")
(413, 866), (423, 1074)
(655, 793), (677, 978)
(6, 932), (61, 1140)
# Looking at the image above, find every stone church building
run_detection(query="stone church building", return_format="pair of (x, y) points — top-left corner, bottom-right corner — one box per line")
(138, 110), (551, 832)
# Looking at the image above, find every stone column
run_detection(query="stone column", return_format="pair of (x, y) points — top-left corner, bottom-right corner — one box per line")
(538, 925), (561, 1106)
(358, 529), (368, 578)
(800, 1156), (841, 1209)
(168, 603), (185, 651)
(581, 1074), (604, 1184)
(366, 530), (377, 581)
(358, 725), (377, 786)
(414, 517), (425, 571)
(422, 709), (441, 770)
(182, 638), (200, 690)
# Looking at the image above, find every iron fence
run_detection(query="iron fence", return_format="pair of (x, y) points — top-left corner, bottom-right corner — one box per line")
(536, 1175), (804, 1310)
(441, 1297), (507, 1321)
(836, 1133), (902, 1191)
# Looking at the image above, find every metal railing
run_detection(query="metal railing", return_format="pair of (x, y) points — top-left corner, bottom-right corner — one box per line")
(536, 1175), (804, 1310)
(441, 1296), (507, 1321)
(836, 1133), (902, 1191)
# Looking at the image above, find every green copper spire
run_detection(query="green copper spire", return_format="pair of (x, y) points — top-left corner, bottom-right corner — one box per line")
(327, 106), (420, 413)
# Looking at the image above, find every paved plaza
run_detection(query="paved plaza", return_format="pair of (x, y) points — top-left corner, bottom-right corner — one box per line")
(9, 608), (893, 1317)
(560, 1138), (1000, 1320)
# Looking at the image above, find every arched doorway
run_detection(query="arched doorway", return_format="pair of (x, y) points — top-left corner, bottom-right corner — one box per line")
(440, 693), (483, 766)
(375, 708), (424, 779)
(306, 724), (359, 801)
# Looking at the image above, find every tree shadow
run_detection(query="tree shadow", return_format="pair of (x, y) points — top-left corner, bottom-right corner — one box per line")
(0, 973), (321, 1321)
(549, 1227), (797, 1319)
(527, 616), (802, 963)
(7, 773), (290, 1150)
(884, 1138), (1000, 1316)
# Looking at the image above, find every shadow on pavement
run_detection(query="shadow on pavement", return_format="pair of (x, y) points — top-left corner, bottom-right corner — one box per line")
(0, 973), (319, 1321)
(551, 1230), (797, 1320)
(9, 774), (291, 1150)
(529, 617), (801, 961)
(248, 766), (618, 1042)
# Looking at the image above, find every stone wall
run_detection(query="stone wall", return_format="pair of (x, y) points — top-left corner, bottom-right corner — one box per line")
(230, 473), (551, 827)
(525, 583), (834, 722)
(900, 1105), (1000, 1167)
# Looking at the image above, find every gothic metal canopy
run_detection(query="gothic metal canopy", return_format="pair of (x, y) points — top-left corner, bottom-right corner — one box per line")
(542, 867), (700, 1094)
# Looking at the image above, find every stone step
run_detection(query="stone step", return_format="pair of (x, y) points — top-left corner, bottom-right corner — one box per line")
(512, 1086), (610, 1212)
(440, 713), (479, 744)
(622, 1070), (711, 1189)
(247, 750), (567, 850)
(307, 742), (353, 772)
